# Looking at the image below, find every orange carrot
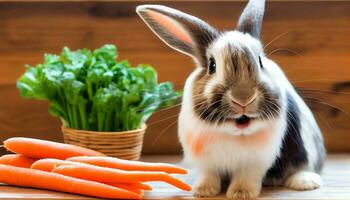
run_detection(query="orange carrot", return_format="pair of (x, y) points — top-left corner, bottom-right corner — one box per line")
(67, 156), (188, 174)
(31, 159), (80, 172)
(33, 159), (190, 191)
(124, 182), (152, 191)
(108, 182), (152, 191)
(109, 183), (143, 195)
(53, 164), (192, 191)
(4, 137), (105, 159)
(0, 154), (37, 168)
(0, 164), (141, 199)
(31, 158), (152, 191)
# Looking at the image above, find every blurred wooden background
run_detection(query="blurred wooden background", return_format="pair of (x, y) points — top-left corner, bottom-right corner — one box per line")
(0, 1), (349, 155)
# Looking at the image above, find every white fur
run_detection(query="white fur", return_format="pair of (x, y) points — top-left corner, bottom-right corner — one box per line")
(285, 171), (323, 190)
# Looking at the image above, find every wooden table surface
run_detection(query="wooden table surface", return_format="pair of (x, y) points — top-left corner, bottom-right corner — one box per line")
(0, 154), (349, 200)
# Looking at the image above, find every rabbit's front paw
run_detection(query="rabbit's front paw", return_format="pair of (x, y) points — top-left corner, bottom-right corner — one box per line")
(193, 182), (221, 197)
(226, 181), (260, 199)
(193, 175), (221, 197)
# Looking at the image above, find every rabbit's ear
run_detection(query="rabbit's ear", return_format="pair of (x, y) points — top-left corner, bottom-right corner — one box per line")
(136, 5), (218, 59)
(236, 0), (265, 38)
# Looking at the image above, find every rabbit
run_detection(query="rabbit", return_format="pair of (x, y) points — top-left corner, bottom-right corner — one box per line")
(136, 0), (326, 198)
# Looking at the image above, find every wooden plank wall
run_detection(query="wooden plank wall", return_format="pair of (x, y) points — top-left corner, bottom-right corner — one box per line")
(0, 1), (349, 154)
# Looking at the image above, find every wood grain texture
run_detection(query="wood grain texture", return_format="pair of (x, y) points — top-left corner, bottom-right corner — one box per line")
(0, 154), (349, 199)
(0, 1), (349, 154)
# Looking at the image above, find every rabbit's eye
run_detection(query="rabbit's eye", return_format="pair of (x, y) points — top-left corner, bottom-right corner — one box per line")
(208, 57), (216, 74)
(259, 56), (264, 69)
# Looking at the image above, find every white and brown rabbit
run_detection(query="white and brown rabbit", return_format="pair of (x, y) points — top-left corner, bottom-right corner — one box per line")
(137, 0), (326, 198)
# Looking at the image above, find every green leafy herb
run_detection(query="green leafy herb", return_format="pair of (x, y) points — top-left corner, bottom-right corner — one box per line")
(17, 45), (181, 131)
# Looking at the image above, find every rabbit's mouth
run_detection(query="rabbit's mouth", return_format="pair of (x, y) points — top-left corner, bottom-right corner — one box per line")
(235, 115), (251, 129)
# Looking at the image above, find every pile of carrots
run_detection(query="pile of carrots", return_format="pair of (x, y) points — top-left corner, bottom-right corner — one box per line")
(0, 137), (191, 199)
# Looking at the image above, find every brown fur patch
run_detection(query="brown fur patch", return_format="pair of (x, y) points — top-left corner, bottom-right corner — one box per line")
(223, 44), (259, 87)
(192, 69), (225, 122)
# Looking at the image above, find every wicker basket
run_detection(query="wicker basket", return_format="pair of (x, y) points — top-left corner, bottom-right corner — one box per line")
(61, 124), (146, 160)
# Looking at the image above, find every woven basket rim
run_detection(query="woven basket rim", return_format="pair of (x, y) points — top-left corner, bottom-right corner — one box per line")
(61, 124), (147, 135)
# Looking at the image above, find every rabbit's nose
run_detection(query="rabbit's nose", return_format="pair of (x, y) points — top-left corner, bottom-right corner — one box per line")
(230, 87), (258, 108)
(231, 97), (256, 113)
(231, 94), (257, 107)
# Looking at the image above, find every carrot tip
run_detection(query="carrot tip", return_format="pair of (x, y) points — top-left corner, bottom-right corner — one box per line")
(177, 170), (188, 175)
(139, 183), (153, 191)
(185, 186), (192, 191)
